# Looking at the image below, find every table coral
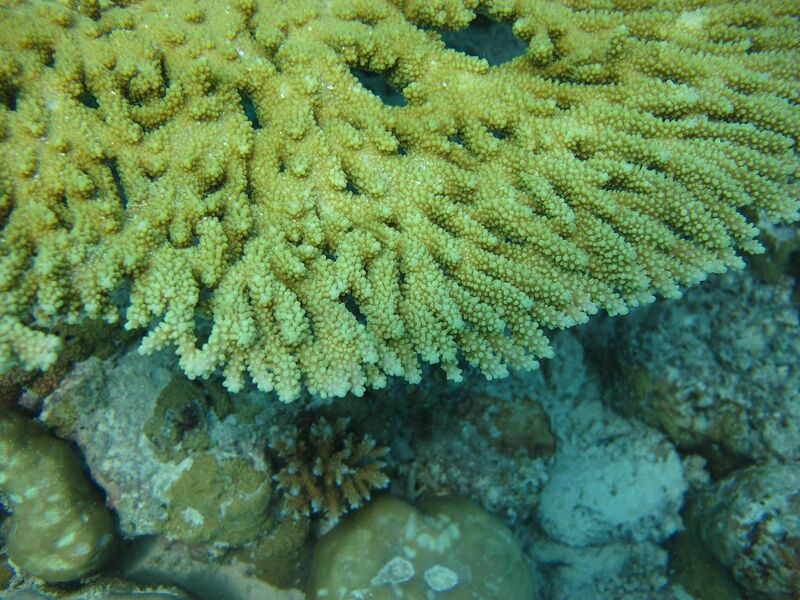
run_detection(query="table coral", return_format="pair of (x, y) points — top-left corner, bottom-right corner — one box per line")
(0, 0), (797, 401)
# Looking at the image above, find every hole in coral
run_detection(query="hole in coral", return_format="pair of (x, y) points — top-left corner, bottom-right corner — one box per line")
(199, 286), (213, 303)
(396, 144), (407, 156)
(440, 14), (527, 66)
(159, 55), (171, 91)
(503, 235), (525, 246)
(104, 159), (128, 209)
(490, 129), (507, 140)
(343, 294), (367, 326)
(54, 197), (75, 230)
(193, 311), (212, 347)
(79, 88), (99, 109)
(572, 150), (591, 162)
(345, 178), (360, 195)
(162, 398), (207, 445)
(205, 174), (226, 196)
(0, 86), (18, 111)
(124, 81), (144, 106)
(350, 68), (407, 107)
(601, 178), (627, 193)
(42, 47), (56, 68)
(239, 92), (262, 129)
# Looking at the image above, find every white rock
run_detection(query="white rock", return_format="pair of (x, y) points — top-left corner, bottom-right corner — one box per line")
(423, 564), (459, 591)
(370, 556), (415, 586)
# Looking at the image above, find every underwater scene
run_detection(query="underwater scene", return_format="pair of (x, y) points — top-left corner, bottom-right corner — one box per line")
(0, 1), (798, 599)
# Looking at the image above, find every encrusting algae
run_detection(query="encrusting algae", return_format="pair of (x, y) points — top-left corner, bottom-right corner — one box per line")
(0, 0), (797, 401)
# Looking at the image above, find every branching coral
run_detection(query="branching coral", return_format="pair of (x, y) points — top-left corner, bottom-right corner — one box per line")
(0, 0), (797, 400)
(268, 417), (390, 522)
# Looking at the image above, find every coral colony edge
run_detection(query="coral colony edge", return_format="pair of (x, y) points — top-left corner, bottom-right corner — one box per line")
(0, 0), (798, 599)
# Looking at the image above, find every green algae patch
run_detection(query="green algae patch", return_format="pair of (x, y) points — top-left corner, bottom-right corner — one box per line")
(0, 409), (116, 583)
(163, 453), (273, 546)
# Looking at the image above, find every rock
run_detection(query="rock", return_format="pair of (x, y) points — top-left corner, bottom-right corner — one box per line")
(0, 579), (193, 599)
(591, 271), (800, 465)
(529, 539), (680, 600)
(693, 463), (800, 599)
(0, 409), (116, 583)
(38, 351), (275, 547)
(306, 495), (535, 599)
(537, 424), (687, 547)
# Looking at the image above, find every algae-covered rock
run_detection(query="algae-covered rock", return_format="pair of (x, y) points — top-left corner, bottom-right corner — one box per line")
(693, 464), (800, 599)
(593, 271), (800, 466)
(39, 351), (276, 547)
(162, 453), (273, 546)
(143, 377), (233, 460)
(307, 495), (535, 599)
(0, 409), (116, 583)
(234, 506), (312, 589)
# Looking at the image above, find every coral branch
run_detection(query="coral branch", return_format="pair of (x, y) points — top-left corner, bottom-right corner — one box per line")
(0, 0), (797, 400)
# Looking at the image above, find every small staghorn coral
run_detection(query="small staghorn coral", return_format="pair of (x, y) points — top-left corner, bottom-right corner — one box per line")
(0, 0), (798, 400)
(267, 416), (390, 522)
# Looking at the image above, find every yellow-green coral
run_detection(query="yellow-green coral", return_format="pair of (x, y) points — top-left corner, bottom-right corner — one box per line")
(0, 0), (797, 400)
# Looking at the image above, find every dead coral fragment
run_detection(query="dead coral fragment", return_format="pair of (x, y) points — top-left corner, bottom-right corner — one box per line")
(268, 417), (390, 522)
